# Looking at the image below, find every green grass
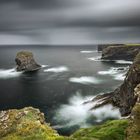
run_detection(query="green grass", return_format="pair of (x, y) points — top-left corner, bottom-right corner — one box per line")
(125, 44), (140, 46)
(71, 120), (128, 140)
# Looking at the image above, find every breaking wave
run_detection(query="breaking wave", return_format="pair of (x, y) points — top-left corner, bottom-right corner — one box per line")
(53, 93), (121, 128)
(98, 67), (129, 81)
(44, 66), (69, 73)
(0, 68), (22, 79)
(69, 76), (102, 85)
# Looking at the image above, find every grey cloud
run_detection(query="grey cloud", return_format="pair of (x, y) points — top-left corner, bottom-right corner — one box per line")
(0, 0), (140, 44)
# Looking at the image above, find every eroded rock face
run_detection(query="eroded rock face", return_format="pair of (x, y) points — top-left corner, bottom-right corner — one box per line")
(102, 45), (140, 61)
(0, 107), (62, 140)
(15, 51), (41, 72)
(126, 84), (140, 140)
(89, 52), (140, 116)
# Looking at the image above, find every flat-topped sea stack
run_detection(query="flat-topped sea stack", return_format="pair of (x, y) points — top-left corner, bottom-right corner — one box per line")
(101, 44), (140, 61)
(98, 44), (123, 52)
(15, 51), (41, 72)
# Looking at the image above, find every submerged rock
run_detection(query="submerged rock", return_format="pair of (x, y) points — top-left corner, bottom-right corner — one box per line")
(0, 107), (64, 140)
(101, 44), (140, 61)
(15, 51), (41, 72)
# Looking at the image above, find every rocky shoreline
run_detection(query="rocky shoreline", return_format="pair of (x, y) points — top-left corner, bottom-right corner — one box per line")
(1, 45), (140, 140)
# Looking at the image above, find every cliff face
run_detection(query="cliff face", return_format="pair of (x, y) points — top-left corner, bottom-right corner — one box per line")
(0, 107), (64, 140)
(101, 45), (140, 61)
(126, 84), (140, 140)
(90, 52), (140, 116)
(112, 52), (140, 115)
(15, 51), (41, 72)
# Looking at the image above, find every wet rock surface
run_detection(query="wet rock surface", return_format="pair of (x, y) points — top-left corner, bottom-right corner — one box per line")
(15, 51), (41, 72)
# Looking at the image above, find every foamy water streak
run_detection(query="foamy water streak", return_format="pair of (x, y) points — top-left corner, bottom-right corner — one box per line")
(80, 50), (97, 53)
(54, 93), (121, 128)
(44, 66), (69, 73)
(88, 56), (102, 61)
(69, 76), (102, 85)
(115, 60), (133, 64)
(98, 67), (129, 81)
(0, 68), (22, 79)
(41, 65), (48, 68)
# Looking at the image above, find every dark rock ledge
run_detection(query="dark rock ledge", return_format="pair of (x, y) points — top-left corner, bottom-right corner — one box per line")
(87, 52), (140, 116)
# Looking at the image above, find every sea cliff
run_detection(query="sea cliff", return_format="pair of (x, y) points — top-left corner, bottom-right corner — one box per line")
(101, 44), (140, 61)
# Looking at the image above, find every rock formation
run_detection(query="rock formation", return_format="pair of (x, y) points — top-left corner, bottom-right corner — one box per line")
(15, 51), (41, 72)
(101, 45), (140, 61)
(0, 107), (64, 140)
(89, 52), (140, 116)
(97, 44), (123, 52)
(126, 84), (140, 140)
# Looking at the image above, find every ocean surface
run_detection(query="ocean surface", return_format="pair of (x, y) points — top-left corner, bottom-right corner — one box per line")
(0, 45), (132, 135)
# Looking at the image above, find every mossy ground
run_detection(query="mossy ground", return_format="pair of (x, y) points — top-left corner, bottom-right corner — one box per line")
(0, 107), (63, 140)
(71, 120), (128, 140)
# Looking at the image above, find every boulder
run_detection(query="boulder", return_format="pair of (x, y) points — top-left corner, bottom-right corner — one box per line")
(15, 51), (41, 72)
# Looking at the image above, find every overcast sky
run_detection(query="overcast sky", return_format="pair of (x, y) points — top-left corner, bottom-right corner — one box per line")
(0, 0), (140, 45)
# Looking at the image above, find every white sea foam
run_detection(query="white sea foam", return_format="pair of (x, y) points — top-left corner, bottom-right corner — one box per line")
(115, 60), (133, 64)
(44, 66), (69, 73)
(114, 73), (126, 81)
(88, 56), (101, 61)
(69, 76), (102, 85)
(98, 67), (128, 81)
(0, 68), (22, 79)
(54, 93), (121, 128)
(88, 56), (113, 62)
(41, 65), (48, 68)
(80, 50), (97, 53)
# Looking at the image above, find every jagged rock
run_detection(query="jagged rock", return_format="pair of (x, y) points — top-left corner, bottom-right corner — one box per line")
(89, 52), (140, 116)
(126, 84), (140, 140)
(15, 51), (41, 72)
(0, 107), (64, 140)
(101, 45), (140, 61)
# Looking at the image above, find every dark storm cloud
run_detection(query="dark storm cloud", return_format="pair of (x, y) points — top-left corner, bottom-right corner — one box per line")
(0, 0), (140, 44)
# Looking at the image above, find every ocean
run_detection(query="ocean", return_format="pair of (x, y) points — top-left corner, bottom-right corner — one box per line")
(0, 45), (132, 135)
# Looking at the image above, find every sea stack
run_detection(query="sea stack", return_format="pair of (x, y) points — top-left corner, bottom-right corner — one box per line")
(15, 51), (41, 72)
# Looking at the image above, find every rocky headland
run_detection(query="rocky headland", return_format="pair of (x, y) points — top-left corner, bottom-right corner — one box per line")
(15, 51), (41, 72)
(0, 107), (68, 140)
(89, 47), (140, 116)
(1, 45), (140, 140)
(97, 44), (123, 52)
(100, 44), (140, 61)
